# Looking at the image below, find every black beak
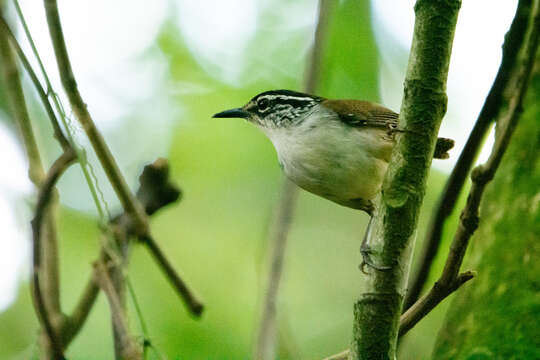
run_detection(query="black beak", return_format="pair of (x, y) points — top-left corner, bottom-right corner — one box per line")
(212, 108), (249, 119)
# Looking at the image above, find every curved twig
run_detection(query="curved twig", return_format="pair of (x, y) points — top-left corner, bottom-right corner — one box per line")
(31, 150), (76, 360)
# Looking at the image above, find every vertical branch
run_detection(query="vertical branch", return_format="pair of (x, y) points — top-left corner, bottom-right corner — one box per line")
(254, 1), (333, 359)
(254, 181), (298, 360)
(349, 1), (461, 359)
(94, 260), (142, 360)
(0, 16), (65, 360)
(403, 0), (535, 310)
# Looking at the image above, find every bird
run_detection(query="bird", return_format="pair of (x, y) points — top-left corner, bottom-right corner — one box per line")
(213, 89), (453, 271)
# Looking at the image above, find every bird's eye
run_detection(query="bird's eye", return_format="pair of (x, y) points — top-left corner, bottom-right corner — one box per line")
(257, 98), (270, 111)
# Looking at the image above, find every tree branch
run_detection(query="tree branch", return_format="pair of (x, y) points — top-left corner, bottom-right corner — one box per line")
(404, 0), (536, 311)
(0, 15), (44, 184)
(43, 0), (148, 236)
(93, 260), (142, 360)
(254, 1), (333, 359)
(44, 0), (204, 330)
(30, 150), (75, 360)
(0, 14), (70, 150)
(349, 1), (461, 359)
(62, 158), (201, 350)
(143, 234), (204, 316)
(0, 18), (68, 359)
(399, 0), (540, 337)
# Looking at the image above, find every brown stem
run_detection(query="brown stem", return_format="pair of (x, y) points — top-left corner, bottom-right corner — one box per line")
(0, 14), (70, 150)
(143, 235), (204, 316)
(399, 271), (474, 336)
(254, 1), (333, 359)
(31, 150), (76, 359)
(93, 260), (142, 360)
(43, 0), (149, 236)
(64, 158), (197, 347)
(0, 19), (69, 359)
(403, 0), (535, 310)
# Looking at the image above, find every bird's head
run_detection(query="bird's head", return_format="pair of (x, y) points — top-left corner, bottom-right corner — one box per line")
(213, 89), (324, 128)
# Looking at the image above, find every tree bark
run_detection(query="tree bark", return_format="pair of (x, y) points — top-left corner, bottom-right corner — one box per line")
(432, 54), (540, 359)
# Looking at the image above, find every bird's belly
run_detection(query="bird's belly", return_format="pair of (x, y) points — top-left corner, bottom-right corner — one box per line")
(277, 140), (389, 204)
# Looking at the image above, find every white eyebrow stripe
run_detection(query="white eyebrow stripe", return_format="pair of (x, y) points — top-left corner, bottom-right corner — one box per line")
(259, 95), (314, 102)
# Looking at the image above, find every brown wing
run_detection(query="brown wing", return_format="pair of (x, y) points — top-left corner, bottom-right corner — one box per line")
(323, 99), (454, 159)
(322, 99), (399, 129)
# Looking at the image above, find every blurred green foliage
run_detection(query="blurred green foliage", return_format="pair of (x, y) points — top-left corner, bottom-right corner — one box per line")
(0, 1), (466, 359)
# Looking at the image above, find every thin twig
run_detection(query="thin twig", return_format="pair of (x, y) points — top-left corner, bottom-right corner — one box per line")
(0, 14), (70, 150)
(64, 158), (198, 348)
(12, 0), (109, 221)
(0, 16), (44, 184)
(44, 0), (203, 321)
(399, 271), (475, 336)
(254, 1), (333, 359)
(143, 235), (204, 316)
(93, 260), (142, 360)
(403, 0), (534, 310)
(43, 0), (149, 236)
(0, 21), (68, 359)
(31, 150), (76, 360)
(400, 0), (540, 337)
(63, 265), (100, 343)
(254, 180), (298, 360)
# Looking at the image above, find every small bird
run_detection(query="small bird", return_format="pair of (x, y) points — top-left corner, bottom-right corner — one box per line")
(214, 89), (453, 270)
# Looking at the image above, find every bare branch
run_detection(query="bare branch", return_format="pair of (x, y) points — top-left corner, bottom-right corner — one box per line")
(64, 158), (199, 347)
(44, 0), (204, 326)
(0, 15), (44, 184)
(254, 179), (298, 360)
(0, 14), (70, 150)
(0, 20), (71, 359)
(43, 0), (148, 236)
(254, 1), (333, 359)
(31, 150), (76, 360)
(404, 0), (536, 310)
(93, 260), (142, 360)
(143, 235), (204, 316)
(399, 271), (475, 336)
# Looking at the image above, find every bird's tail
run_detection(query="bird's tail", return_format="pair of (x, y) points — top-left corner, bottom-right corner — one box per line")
(434, 137), (455, 159)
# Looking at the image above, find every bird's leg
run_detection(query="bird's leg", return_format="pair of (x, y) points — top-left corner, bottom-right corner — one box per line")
(360, 214), (391, 273)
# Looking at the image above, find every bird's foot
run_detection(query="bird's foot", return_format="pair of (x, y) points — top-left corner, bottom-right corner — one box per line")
(359, 247), (391, 274)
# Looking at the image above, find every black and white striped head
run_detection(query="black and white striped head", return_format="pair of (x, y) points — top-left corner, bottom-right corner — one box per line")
(213, 90), (323, 128)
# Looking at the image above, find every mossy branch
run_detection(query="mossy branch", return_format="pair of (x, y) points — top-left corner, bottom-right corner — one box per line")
(349, 1), (461, 359)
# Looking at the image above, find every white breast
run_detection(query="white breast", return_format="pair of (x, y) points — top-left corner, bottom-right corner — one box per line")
(261, 109), (393, 206)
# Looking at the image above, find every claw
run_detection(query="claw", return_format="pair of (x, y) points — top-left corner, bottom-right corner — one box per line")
(360, 248), (391, 273)
(360, 215), (391, 273)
